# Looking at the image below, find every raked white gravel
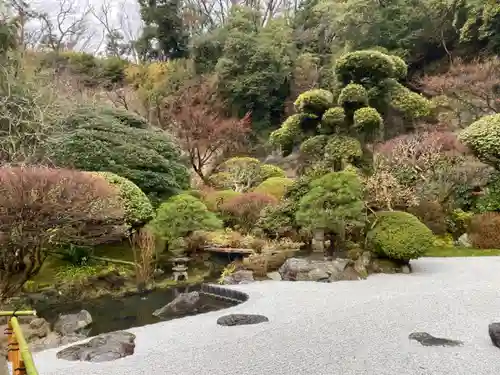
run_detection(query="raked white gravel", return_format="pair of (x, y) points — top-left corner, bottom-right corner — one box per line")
(34, 257), (500, 375)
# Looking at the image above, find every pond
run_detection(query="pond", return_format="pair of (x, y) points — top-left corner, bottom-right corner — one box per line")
(34, 284), (237, 336)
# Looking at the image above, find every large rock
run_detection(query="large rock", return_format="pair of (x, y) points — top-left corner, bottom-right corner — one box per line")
(353, 251), (371, 278)
(53, 310), (92, 336)
(278, 258), (352, 282)
(222, 270), (254, 285)
(489, 323), (500, 348)
(153, 291), (201, 318)
(457, 233), (472, 248)
(56, 331), (135, 362)
(217, 314), (269, 326)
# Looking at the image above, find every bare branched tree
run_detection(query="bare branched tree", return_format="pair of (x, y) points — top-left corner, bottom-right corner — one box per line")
(33, 0), (94, 52)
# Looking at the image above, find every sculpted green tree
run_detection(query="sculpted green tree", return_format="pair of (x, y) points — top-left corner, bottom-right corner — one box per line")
(269, 49), (431, 175)
(295, 171), (366, 258)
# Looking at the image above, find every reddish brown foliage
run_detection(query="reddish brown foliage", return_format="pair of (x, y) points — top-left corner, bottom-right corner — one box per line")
(468, 212), (500, 249)
(0, 166), (126, 300)
(164, 77), (252, 182)
(221, 192), (278, 233)
(376, 131), (467, 157)
(419, 58), (500, 124)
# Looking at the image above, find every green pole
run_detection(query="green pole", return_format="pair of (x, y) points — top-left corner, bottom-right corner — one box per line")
(10, 317), (39, 375)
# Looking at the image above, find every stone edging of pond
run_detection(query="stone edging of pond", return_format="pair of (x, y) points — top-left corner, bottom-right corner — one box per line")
(200, 284), (249, 304)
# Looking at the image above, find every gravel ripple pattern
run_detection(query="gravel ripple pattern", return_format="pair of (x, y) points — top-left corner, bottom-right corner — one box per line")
(34, 257), (500, 375)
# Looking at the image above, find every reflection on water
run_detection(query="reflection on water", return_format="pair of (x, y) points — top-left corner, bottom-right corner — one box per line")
(35, 284), (236, 336)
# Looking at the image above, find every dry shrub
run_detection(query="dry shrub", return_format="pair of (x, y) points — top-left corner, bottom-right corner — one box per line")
(467, 212), (500, 249)
(221, 192), (278, 232)
(408, 200), (448, 235)
(0, 166), (126, 300)
(130, 227), (156, 288)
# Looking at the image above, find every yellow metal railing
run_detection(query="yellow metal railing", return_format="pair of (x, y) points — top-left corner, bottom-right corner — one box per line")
(1, 311), (39, 375)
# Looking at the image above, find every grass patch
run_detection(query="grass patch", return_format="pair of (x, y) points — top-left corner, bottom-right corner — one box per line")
(426, 247), (500, 257)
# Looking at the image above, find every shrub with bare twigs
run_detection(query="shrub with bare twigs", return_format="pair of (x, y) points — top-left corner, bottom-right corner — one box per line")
(130, 227), (156, 290)
(0, 166), (127, 300)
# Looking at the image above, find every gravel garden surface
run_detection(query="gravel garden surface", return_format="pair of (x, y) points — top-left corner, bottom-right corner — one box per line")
(34, 257), (500, 375)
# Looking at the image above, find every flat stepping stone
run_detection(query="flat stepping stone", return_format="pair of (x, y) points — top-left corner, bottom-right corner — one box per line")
(217, 314), (269, 326)
(409, 332), (463, 347)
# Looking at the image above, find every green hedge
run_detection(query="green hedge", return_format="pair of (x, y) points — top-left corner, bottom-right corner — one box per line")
(367, 211), (434, 261)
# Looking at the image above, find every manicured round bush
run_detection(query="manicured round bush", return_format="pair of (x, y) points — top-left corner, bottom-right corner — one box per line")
(467, 212), (500, 249)
(299, 135), (329, 162)
(389, 55), (408, 80)
(270, 113), (318, 152)
(459, 114), (500, 169)
(353, 107), (383, 134)
(95, 171), (154, 227)
(324, 136), (363, 165)
(335, 50), (396, 85)
(221, 192), (278, 232)
(203, 189), (242, 211)
(320, 107), (346, 134)
(385, 79), (431, 119)
(367, 211), (434, 261)
(151, 194), (223, 243)
(294, 89), (334, 115)
(337, 84), (369, 107)
(253, 177), (294, 200)
(259, 164), (286, 180)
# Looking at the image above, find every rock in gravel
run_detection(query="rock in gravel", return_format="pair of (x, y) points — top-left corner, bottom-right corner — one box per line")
(53, 310), (92, 336)
(153, 291), (201, 317)
(488, 323), (500, 348)
(217, 314), (269, 326)
(57, 331), (135, 362)
(222, 270), (254, 285)
(408, 332), (463, 347)
(278, 258), (351, 282)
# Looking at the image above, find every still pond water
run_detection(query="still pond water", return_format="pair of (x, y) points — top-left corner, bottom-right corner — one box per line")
(34, 284), (236, 336)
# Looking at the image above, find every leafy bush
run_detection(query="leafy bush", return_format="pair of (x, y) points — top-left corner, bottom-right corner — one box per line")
(320, 107), (346, 134)
(213, 157), (287, 192)
(47, 106), (190, 203)
(96, 171), (154, 227)
(151, 194), (223, 245)
(203, 189), (242, 211)
(253, 177), (294, 199)
(221, 192), (278, 232)
(467, 212), (500, 249)
(385, 79), (432, 119)
(256, 200), (297, 238)
(294, 89), (334, 115)
(337, 84), (368, 107)
(459, 114), (500, 170)
(335, 50), (396, 85)
(353, 107), (383, 137)
(296, 171), (365, 237)
(367, 211), (434, 261)
(447, 209), (474, 238)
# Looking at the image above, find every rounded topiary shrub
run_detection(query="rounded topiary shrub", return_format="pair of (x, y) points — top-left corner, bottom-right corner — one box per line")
(95, 171), (154, 227)
(320, 107), (346, 134)
(353, 107), (383, 135)
(203, 189), (242, 211)
(259, 164), (286, 180)
(467, 212), (500, 249)
(389, 55), (408, 80)
(367, 211), (434, 261)
(253, 177), (294, 200)
(337, 84), (369, 107)
(151, 193), (223, 244)
(335, 50), (396, 85)
(459, 114), (500, 169)
(294, 89), (334, 115)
